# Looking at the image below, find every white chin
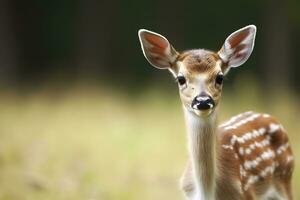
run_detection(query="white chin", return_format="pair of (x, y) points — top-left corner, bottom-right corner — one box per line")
(194, 109), (213, 117)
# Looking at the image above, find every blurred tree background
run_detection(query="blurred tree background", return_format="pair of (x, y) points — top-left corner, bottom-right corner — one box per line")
(0, 0), (299, 92)
(0, 0), (300, 200)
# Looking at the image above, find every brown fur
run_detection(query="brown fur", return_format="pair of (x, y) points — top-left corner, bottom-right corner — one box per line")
(181, 112), (294, 200)
(178, 50), (219, 74)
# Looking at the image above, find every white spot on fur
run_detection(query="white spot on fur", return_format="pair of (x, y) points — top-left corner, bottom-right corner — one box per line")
(261, 149), (275, 160)
(286, 155), (294, 163)
(223, 113), (260, 130)
(222, 144), (233, 150)
(231, 136), (237, 145)
(238, 138), (271, 157)
(269, 123), (281, 134)
(237, 137), (245, 144)
(219, 111), (253, 128)
(243, 149), (275, 170)
(239, 147), (244, 155)
(244, 175), (259, 191)
(260, 163), (275, 178)
(229, 127), (267, 147)
(224, 127), (270, 157)
(245, 148), (251, 155)
(234, 153), (239, 159)
(240, 165), (247, 177)
(276, 143), (289, 155)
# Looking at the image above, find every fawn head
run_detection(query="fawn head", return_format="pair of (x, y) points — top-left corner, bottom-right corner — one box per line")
(138, 25), (256, 117)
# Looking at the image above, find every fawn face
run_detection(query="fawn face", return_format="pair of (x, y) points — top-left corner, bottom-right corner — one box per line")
(138, 25), (256, 117)
(175, 49), (223, 116)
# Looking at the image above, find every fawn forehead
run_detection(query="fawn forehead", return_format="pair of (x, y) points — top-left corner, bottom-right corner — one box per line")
(177, 49), (221, 74)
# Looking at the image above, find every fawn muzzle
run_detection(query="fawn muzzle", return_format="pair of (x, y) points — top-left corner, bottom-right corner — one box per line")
(191, 93), (215, 111)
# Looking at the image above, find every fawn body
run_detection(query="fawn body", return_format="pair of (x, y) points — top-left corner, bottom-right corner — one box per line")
(138, 25), (294, 200)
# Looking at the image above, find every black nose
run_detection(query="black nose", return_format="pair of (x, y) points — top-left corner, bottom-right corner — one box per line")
(191, 94), (215, 110)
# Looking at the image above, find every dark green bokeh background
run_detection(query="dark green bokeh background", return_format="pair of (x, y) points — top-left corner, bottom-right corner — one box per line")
(0, 0), (300, 92)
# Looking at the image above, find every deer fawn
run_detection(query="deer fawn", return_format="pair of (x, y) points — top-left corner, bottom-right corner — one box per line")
(138, 25), (294, 200)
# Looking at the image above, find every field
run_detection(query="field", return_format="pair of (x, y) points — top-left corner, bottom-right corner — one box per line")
(0, 85), (299, 200)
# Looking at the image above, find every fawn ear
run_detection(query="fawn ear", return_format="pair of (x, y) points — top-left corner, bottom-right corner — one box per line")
(138, 29), (179, 71)
(218, 25), (256, 74)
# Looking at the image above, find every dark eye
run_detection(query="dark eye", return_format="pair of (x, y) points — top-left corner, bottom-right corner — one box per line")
(177, 76), (186, 86)
(216, 74), (224, 85)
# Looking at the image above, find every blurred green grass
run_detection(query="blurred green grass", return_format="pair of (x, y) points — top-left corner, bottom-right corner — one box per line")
(0, 85), (299, 200)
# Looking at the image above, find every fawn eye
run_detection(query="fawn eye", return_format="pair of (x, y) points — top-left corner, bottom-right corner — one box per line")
(216, 74), (224, 85)
(177, 75), (186, 86)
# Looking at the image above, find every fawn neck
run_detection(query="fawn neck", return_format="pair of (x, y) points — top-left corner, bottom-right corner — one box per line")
(183, 107), (218, 200)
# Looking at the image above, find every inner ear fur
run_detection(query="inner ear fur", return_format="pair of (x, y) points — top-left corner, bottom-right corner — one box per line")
(218, 25), (257, 74)
(138, 29), (179, 71)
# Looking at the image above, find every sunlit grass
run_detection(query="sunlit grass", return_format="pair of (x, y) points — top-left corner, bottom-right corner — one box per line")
(0, 85), (299, 200)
